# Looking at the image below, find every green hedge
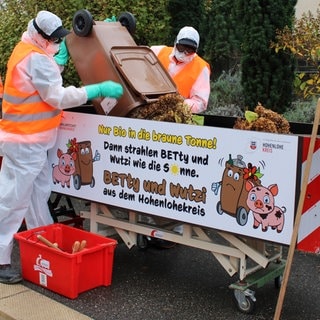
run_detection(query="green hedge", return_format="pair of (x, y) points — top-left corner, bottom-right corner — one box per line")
(0, 0), (171, 86)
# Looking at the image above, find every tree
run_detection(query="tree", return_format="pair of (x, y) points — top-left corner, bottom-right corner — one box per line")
(238, 0), (297, 112)
(166, 0), (206, 47)
(200, 0), (242, 79)
(272, 11), (320, 99)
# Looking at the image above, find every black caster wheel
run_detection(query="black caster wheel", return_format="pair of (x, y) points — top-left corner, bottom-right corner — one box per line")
(233, 289), (255, 314)
(274, 275), (282, 288)
(73, 9), (94, 37)
(118, 12), (136, 35)
(137, 234), (149, 251)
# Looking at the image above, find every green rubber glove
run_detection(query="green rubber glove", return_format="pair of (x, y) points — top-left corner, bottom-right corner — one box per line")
(54, 38), (69, 66)
(85, 81), (123, 100)
(104, 16), (117, 22)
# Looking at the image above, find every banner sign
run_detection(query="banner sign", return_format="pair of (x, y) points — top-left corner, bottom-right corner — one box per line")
(48, 111), (300, 244)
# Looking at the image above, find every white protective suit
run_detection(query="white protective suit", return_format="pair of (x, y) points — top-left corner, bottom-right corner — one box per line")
(0, 13), (88, 264)
(151, 44), (210, 114)
(151, 27), (210, 114)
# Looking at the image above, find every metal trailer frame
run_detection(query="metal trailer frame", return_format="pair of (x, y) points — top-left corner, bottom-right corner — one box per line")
(51, 9), (297, 310)
(79, 201), (285, 314)
(57, 12), (290, 312)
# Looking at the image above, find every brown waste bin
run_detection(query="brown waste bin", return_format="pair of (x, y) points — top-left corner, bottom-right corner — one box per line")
(66, 10), (177, 117)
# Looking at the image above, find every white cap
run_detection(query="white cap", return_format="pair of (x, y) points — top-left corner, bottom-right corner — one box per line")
(176, 26), (199, 49)
(33, 10), (70, 40)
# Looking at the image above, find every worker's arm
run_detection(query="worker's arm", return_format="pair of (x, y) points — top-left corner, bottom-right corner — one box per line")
(184, 66), (211, 114)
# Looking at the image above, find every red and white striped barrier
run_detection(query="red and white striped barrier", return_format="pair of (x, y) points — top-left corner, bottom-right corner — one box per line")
(297, 137), (320, 253)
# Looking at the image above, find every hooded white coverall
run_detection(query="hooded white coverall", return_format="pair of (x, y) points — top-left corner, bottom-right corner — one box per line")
(0, 19), (88, 264)
(151, 26), (210, 114)
(151, 45), (210, 114)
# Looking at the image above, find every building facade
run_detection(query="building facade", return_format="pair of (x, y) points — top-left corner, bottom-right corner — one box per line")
(296, 0), (320, 18)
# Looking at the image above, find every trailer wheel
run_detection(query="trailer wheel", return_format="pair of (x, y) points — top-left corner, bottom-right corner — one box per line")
(137, 234), (149, 251)
(73, 174), (81, 190)
(274, 275), (282, 288)
(73, 9), (94, 37)
(236, 207), (248, 226)
(118, 12), (136, 35)
(233, 289), (255, 314)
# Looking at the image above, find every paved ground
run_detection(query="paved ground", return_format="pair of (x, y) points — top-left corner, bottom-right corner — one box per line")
(10, 221), (320, 320)
(0, 281), (91, 320)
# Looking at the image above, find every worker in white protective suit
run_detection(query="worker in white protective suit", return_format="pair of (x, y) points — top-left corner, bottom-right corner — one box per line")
(151, 26), (211, 114)
(0, 10), (123, 284)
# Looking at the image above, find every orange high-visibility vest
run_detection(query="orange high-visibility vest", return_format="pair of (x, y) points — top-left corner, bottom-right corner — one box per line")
(0, 41), (62, 134)
(157, 46), (210, 98)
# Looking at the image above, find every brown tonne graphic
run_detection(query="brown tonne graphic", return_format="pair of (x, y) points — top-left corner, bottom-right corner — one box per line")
(73, 141), (95, 190)
(217, 155), (257, 226)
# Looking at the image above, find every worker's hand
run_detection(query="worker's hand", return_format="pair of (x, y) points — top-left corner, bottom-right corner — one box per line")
(85, 81), (123, 100)
(54, 38), (69, 66)
(104, 16), (117, 22)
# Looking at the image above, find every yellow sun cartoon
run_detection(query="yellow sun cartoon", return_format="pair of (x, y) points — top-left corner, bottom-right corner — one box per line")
(170, 163), (179, 175)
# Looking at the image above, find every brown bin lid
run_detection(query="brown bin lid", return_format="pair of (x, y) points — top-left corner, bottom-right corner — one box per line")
(110, 46), (177, 99)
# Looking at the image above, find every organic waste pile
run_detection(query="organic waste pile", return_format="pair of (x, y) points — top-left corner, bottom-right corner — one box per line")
(127, 93), (194, 124)
(233, 103), (290, 134)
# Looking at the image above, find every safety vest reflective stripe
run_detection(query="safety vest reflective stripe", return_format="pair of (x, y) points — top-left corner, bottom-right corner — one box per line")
(0, 41), (62, 134)
(2, 108), (61, 122)
(3, 92), (43, 104)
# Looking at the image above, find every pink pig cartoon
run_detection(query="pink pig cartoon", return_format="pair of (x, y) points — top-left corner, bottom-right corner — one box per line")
(245, 180), (286, 233)
(52, 149), (77, 188)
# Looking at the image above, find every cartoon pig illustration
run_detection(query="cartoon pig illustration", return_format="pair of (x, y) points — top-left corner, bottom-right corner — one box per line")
(245, 180), (286, 233)
(52, 149), (77, 188)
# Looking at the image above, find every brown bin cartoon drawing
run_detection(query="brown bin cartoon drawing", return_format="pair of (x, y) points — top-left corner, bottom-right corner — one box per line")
(215, 154), (261, 226)
(73, 140), (100, 190)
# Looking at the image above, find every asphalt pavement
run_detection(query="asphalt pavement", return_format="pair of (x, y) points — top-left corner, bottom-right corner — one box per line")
(9, 221), (320, 320)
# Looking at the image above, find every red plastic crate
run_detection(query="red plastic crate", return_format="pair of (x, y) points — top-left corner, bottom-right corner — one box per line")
(14, 223), (117, 299)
